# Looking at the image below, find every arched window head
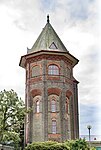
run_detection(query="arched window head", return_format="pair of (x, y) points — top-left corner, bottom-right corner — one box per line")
(51, 99), (56, 112)
(36, 100), (40, 113)
(48, 65), (59, 75)
(32, 65), (40, 77)
(52, 120), (56, 134)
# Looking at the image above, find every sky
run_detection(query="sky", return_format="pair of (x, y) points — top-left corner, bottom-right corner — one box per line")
(0, 0), (101, 139)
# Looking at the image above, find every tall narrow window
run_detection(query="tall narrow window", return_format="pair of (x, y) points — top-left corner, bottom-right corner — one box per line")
(65, 97), (70, 114)
(51, 99), (56, 112)
(36, 100), (39, 113)
(48, 65), (59, 75)
(52, 120), (56, 134)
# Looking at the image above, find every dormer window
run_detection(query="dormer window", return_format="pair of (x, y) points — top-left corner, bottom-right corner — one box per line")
(49, 42), (58, 49)
(48, 65), (59, 75)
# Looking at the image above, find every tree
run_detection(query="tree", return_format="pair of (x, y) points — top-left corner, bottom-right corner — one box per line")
(0, 89), (25, 146)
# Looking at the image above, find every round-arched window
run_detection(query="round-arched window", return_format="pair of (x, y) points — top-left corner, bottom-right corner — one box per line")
(65, 97), (70, 114)
(52, 120), (56, 134)
(48, 65), (59, 75)
(51, 99), (56, 112)
(36, 100), (40, 113)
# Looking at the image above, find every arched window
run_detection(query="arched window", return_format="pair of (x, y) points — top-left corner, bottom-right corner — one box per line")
(48, 65), (59, 75)
(51, 99), (56, 112)
(36, 100), (39, 113)
(52, 120), (56, 134)
(65, 97), (70, 114)
(32, 65), (40, 77)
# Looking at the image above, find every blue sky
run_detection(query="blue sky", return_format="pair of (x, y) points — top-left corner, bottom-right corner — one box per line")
(80, 104), (101, 136)
(0, 0), (101, 139)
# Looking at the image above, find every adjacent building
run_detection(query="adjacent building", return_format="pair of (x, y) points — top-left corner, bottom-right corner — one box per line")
(19, 15), (79, 144)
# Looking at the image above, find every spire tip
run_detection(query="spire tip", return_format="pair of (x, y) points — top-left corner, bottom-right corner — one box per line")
(47, 14), (49, 23)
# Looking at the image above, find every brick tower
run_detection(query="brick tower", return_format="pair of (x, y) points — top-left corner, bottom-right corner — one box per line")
(19, 15), (79, 144)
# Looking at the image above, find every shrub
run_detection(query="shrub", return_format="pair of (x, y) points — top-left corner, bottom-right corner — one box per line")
(41, 141), (57, 146)
(24, 141), (56, 150)
(90, 148), (96, 150)
(24, 139), (95, 150)
(24, 142), (48, 150)
(64, 139), (96, 150)
(48, 143), (70, 150)
(65, 138), (90, 150)
(24, 141), (70, 150)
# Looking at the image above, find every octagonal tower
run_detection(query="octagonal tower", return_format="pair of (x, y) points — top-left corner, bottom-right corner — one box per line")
(19, 15), (79, 144)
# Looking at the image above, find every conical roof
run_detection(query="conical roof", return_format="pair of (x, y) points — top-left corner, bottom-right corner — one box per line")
(27, 15), (68, 54)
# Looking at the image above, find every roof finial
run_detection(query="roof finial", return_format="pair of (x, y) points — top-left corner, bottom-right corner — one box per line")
(47, 14), (49, 23)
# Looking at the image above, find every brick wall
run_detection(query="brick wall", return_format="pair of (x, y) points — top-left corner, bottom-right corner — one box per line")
(24, 54), (79, 143)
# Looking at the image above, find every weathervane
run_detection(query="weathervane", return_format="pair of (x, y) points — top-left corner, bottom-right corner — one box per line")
(47, 14), (49, 23)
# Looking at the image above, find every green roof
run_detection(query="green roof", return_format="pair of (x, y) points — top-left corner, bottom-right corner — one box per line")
(27, 18), (68, 53)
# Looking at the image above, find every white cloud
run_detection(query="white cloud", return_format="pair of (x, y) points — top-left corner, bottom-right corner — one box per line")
(0, 0), (100, 138)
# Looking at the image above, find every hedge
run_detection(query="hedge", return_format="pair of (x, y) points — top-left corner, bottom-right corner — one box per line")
(24, 141), (70, 150)
(24, 139), (96, 150)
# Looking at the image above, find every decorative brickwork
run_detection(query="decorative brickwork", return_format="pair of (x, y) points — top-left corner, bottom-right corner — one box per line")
(31, 89), (42, 97)
(19, 19), (79, 145)
(26, 54), (73, 66)
(22, 55), (79, 143)
(48, 88), (61, 96)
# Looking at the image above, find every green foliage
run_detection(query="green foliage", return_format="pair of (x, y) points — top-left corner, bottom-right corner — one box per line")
(2, 131), (20, 149)
(0, 89), (25, 148)
(25, 141), (70, 150)
(38, 141), (57, 146)
(90, 148), (96, 150)
(65, 138), (89, 150)
(49, 143), (70, 150)
(25, 141), (56, 150)
(24, 139), (96, 150)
